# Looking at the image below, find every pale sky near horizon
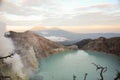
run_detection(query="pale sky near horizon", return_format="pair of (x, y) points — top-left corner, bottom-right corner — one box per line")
(0, 0), (120, 33)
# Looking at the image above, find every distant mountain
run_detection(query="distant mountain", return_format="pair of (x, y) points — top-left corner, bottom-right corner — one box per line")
(32, 28), (120, 45)
(33, 28), (81, 42)
(31, 26), (48, 31)
(74, 37), (120, 56)
(48, 27), (61, 30)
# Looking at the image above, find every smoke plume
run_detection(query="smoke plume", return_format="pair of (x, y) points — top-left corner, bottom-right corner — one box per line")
(0, 22), (25, 78)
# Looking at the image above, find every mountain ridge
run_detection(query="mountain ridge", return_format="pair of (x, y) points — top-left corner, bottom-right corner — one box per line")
(33, 29), (120, 45)
(74, 37), (120, 56)
(5, 30), (78, 79)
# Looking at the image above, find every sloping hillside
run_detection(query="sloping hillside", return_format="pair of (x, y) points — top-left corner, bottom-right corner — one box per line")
(9, 31), (77, 59)
(75, 37), (120, 56)
(5, 31), (78, 77)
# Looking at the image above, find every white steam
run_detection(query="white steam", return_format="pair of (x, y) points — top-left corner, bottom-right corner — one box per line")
(0, 22), (25, 78)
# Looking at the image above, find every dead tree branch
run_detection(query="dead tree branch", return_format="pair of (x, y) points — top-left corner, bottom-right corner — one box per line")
(84, 73), (88, 80)
(0, 76), (12, 80)
(92, 63), (107, 80)
(114, 70), (120, 80)
(73, 74), (76, 80)
(0, 51), (16, 59)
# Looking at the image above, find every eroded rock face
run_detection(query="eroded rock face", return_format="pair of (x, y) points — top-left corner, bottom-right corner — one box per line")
(75, 37), (120, 56)
(7, 30), (78, 77)
(0, 60), (29, 80)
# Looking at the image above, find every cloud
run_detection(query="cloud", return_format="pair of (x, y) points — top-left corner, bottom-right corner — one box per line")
(3, 13), (46, 21)
(22, 0), (53, 6)
(45, 36), (68, 42)
(0, 0), (120, 27)
(76, 3), (120, 15)
(0, 0), (21, 14)
(90, 3), (113, 9)
(0, 0), (43, 15)
(39, 11), (120, 26)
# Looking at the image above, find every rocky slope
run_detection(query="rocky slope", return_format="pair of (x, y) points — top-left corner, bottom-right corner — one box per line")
(0, 59), (28, 80)
(5, 30), (78, 79)
(75, 37), (120, 56)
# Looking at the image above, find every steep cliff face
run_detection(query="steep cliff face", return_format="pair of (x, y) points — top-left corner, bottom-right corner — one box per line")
(9, 31), (73, 58)
(75, 37), (120, 56)
(6, 30), (78, 77)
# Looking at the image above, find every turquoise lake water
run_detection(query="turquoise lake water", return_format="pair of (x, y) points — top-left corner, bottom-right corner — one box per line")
(31, 50), (120, 80)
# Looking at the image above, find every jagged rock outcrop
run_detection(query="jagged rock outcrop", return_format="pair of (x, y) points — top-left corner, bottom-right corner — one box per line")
(0, 59), (29, 80)
(6, 30), (78, 78)
(75, 37), (120, 56)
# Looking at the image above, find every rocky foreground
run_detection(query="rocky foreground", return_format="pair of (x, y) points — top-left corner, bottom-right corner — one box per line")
(74, 37), (120, 56)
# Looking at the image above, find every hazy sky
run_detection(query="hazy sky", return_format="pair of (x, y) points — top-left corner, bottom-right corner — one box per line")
(0, 0), (120, 33)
